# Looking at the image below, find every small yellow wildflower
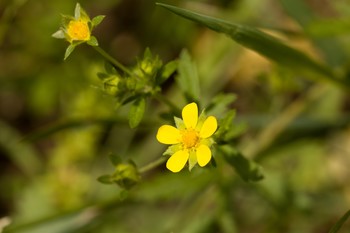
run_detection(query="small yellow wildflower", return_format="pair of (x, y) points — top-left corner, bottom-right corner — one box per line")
(52, 3), (105, 59)
(66, 19), (90, 43)
(156, 102), (218, 172)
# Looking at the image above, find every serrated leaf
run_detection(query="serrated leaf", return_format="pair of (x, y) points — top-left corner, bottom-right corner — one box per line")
(64, 44), (76, 60)
(157, 3), (345, 87)
(87, 36), (98, 46)
(129, 98), (146, 128)
(328, 210), (350, 233)
(97, 174), (114, 184)
(219, 145), (264, 182)
(177, 49), (200, 102)
(92, 15), (105, 27)
(108, 153), (122, 166)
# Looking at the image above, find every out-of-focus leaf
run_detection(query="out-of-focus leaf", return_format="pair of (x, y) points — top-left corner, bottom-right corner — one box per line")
(215, 109), (236, 143)
(177, 49), (200, 102)
(328, 210), (350, 233)
(0, 120), (41, 176)
(129, 98), (146, 128)
(91, 15), (105, 27)
(306, 19), (350, 38)
(108, 153), (122, 166)
(157, 3), (345, 87)
(219, 145), (264, 182)
(97, 175), (114, 184)
(280, 0), (348, 66)
(156, 60), (178, 85)
(206, 93), (236, 116)
(23, 118), (127, 142)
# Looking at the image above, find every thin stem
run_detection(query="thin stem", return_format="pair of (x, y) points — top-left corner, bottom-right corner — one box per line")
(139, 157), (167, 173)
(93, 46), (133, 76)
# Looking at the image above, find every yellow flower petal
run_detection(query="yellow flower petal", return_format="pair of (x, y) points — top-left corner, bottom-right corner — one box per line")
(196, 144), (212, 167)
(199, 116), (217, 138)
(182, 102), (198, 129)
(166, 150), (189, 172)
(156, 125), (181, 144)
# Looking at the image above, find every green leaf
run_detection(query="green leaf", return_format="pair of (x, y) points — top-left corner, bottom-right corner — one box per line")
(215, 109), (236, 142)
(97, 174), (114, 184)
(156, 3), (344, 87)
(108, 153), (122, 166)
(206, 93), (236, 116)
(177, 49), (200, 102)
(92, 15), (105, 27)
(104, 61), (118, 74)
(87, 36), (99, 46)
(328, 210), (350, 233)
(129, 98), (146, 128)
(64, 44), (76, 60)
(218, 145), (264, 182)
(157, 60), (178, 85)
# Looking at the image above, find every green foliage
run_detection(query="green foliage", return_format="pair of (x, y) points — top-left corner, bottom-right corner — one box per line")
(128, 97), (146, 128)
(218, 145), (264, 182)
(328, 210), (350, 233)
(177, 49), (200, 102)
(156, 3), (348, 88)
(4, 1), (350, 232)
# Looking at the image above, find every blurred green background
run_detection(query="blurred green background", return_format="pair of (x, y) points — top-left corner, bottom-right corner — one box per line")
(1, 0), (350, 232)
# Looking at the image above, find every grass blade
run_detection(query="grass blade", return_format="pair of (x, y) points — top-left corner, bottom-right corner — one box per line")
(156, 3), (346, 87)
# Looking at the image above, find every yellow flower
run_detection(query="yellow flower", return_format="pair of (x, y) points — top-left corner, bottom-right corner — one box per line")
(66, 18), (90, 43)
(156, 102), (218, 172)
(52, 3), (105, 59)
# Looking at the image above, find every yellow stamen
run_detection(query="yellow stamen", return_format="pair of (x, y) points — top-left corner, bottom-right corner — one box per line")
(67, 19), (90, 42)
(181, 129), (199, 149)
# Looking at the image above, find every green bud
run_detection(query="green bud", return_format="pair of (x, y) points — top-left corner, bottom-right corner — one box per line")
(103, 75), (120, 96)
(112, 163), (140, 189)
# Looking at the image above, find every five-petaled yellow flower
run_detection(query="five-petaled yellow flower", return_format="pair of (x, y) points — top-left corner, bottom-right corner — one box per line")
(156, 102), (218, 172)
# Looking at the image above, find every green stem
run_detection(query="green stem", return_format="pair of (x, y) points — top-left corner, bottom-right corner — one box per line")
(93, 46), (133, 76)
(139, 157), (167, 173)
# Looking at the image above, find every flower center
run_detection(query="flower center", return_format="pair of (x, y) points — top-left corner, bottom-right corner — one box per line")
(181, 129), (199, 149)
(67, 20), (90, 41)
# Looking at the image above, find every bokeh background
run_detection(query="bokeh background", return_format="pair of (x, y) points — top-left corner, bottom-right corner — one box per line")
(1, 0), (350, 232)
